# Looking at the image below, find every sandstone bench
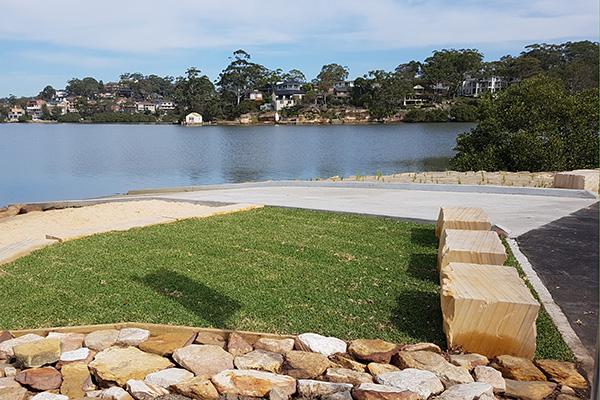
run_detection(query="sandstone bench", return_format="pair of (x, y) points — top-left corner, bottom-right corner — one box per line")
(437, 229), (507, 271)
(440, 262), (540, 359)
(435, 206), (492, 238)
(553, 169), (599, 192)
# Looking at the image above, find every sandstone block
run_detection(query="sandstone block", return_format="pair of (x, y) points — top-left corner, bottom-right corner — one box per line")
(172, 344), (233, 378)
(296, 332), (347, 356)
(0, 386), (27, 400)
(116, 328), (150, 347)
(553, 169), (599, 192)
(448, 353), (489, 371)
(434, 382), (494, 399)
(435, 207), (491, 237)
(144, 367), (193, 389)
(211, 369), (296, 397)
(0, 334), (44, 359)
(352, 383), (422, 400)
(534, 359), (587, 389)
(438, 229), (506, 271)
(195, 332), (226, 348)
(0, 376), (21, 388)
(138, 331), (196, 356)
(473, 365), (505, 393)
(330, 354), (368, 372)
(325, 367), (374, 386)
(368, 362), (400, 376)
(254, 337), (295, 354)
(170, 376), (220, 400)
(13, 338), (63, 368)
(284, 350), (330, 379)
(297, 379), (353, 397)
(46, 332), (85, 352)
(348, 339), (400, 364)
(60, 362), (91, 399)
(60, 347), (90, 362)
(401, 343), (441, 353)
(441, 263), (540, 359)
(376, 368), (444, 399)
(234, 349), (284, 373)
(84, 329), (119, 351)
(126, 379), (169, 399)
(504, 379), (556, 400)
(393, 351), (473, 388)
(495, 355), (546, 381)
(227, 332), (253, 357)
(89, 346), (173, 387)
(99, 386), (135, 400)
(15, 367), (62, 391)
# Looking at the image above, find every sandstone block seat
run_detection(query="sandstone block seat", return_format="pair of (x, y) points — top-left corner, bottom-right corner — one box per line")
(435, 207), (492, 238)
(553, 169), (599, 192)
(438, 229), (507, 271)
(440, 262), (539, 359)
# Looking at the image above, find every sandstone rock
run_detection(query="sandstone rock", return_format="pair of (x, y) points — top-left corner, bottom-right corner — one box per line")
(13, 338), (63, 368)
(393, 351), (473, 388)
(84, 329), (119, 351)
(227, 332), (253, 357)
(504, 379), (557, 400)
(116, 328), (150, 347)
(348, 339), (400, 364)
(138, 332), (196, 357)
(144, 368), (194, 389)
(15, 367), (62, 391)
(2, 366), (16, 377)
(556, 394), (580, 400)
(46, 332), (85, 352)
(284, 350), (330, 379)
(60, 362), (92, 399)
(126, 379), (169, 399)
(534, 359), (588, 389)
(234, 349), (284, 373)
(368, 362), (400, 376)
(56, 349), (97, 370)
(172, 344), (234, 378)
(29, 393), (69, 400)
(297, 379), (353, 397)
(495, 355), (546, 381)
(269, 385), (291, 400)
(211, 369), (296, 397)
(100, 386), (135, 400)
(330, 354), (368, 372)
(324, 391), (354, 400)
(296, 333), (347, 356)
(376, 368), (444, 399)
(0, 386), (27, 400)
(561, 385), (577, 395)
(434, 382), (494, 399)
(0, 334), (44, 359)
(352, 383), (422, 400)
(89, 346), (173, 387)
(0, 376), (20, 388)
(195, 332), (226, 348)
(60, 347), (90, 362)
(448, 354), (489, 371)
(325, 367), (374, 386)
(401, 343), (441, 353)
(473, 365), (505, 393)
(254, 337), (295, 354)
(0, 331), (14, 344)
(170, 376), (220, 400)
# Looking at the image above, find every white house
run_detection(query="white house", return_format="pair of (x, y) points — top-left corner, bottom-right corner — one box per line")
(185, 112), (203, 125)
(459, 76), (507, 97)
(271, 81), (306, 111)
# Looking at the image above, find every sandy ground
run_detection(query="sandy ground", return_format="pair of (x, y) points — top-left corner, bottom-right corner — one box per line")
(0, 200), (220, 248)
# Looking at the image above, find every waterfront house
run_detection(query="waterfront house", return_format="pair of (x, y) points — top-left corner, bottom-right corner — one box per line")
(185, 112), (203, 125)
(246, 89), (264, 101)
(26, 99), (46, 120)
(6, 106), (25, 122)
(331, 80), (354, 101)
(271, 81), (306, 111)
(157, 101), (176, 111)
(136, 101), (157, 113)
(403, 84), (426, 106)
(459, 76), (507, 97)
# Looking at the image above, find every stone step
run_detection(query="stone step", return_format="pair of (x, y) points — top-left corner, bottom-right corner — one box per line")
(435, 206), (492, 238)
(438, 229), (507, 271)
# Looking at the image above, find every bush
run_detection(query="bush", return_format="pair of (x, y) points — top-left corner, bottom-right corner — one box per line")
(404, 109), (447, 122)
(90, 113), (157, 123)
(57, 113), (82, 123)
(450, 103), (478, 122)
(450, 75), (599, 172)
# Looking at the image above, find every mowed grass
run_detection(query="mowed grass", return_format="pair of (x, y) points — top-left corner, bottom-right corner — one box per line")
(0, 207), (573, 360)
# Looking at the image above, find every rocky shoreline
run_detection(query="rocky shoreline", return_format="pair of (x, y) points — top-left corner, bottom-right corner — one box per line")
(0, 326), (590, 400)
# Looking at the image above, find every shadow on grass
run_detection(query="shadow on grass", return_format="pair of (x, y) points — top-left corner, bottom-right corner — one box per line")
(136, 269), (241, 328)
(409, 225), (438, 248)
(390, 289), (445, 345)
(407, 253), (439, 283)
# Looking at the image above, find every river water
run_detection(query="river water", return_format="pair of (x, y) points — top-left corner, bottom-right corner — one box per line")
(0, 122), (475, 206)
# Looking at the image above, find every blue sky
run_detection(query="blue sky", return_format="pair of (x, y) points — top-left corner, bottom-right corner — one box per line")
(1, 0), (598, 98)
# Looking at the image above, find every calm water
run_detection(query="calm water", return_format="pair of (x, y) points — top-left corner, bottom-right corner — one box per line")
(0, 122), (474, 206)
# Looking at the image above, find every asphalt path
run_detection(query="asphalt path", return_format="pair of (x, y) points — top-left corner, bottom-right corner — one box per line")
(517, 202), (599, 354)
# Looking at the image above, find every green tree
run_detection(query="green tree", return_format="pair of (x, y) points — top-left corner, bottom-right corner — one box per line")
(313, 63), (349, 106)
(38, 85), (56, 101)
(351, 70), (412, 120)
(66, 77), (103, 98)
(282, 69), (306, 82)
(173, 67), (219, 121)
(217, 50), (271, 108)
(450, 75), (599, 172)
(422, 49), (483, 97)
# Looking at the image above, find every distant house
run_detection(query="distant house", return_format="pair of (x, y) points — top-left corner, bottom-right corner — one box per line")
(136, 101), (157, 113)
(26, 99), (46, 120)
(246, 90), (263, 101)
(271, 81), (306, 111)
(403, 85), (426, 106)
(185, 112), (203, 125)
(157, 101), (176, 111)
(459, 76), (507, 97)
(331, 80), (354, 101)
(7, 106), (25, 122)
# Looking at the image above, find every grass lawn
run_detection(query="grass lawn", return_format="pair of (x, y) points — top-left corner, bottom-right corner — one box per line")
(0, 206), (573, 360)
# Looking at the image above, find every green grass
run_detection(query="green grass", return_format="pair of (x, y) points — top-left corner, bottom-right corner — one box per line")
(0, 207), (573, 360)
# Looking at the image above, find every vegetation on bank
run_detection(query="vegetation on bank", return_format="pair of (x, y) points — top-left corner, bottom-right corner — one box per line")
(0, 207), (573, 360)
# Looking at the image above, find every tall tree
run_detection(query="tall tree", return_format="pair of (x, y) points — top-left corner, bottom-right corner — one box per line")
(422, 49), (483, 97)
(313, 63), (349, 105)
(350, 70), (412, 120)
(66, 77), (104, 98)
(173, 67), (219, 121)
(217, 50), (271, 107)
(38, 85), (56, 101)
(282, 69), (306, 82)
